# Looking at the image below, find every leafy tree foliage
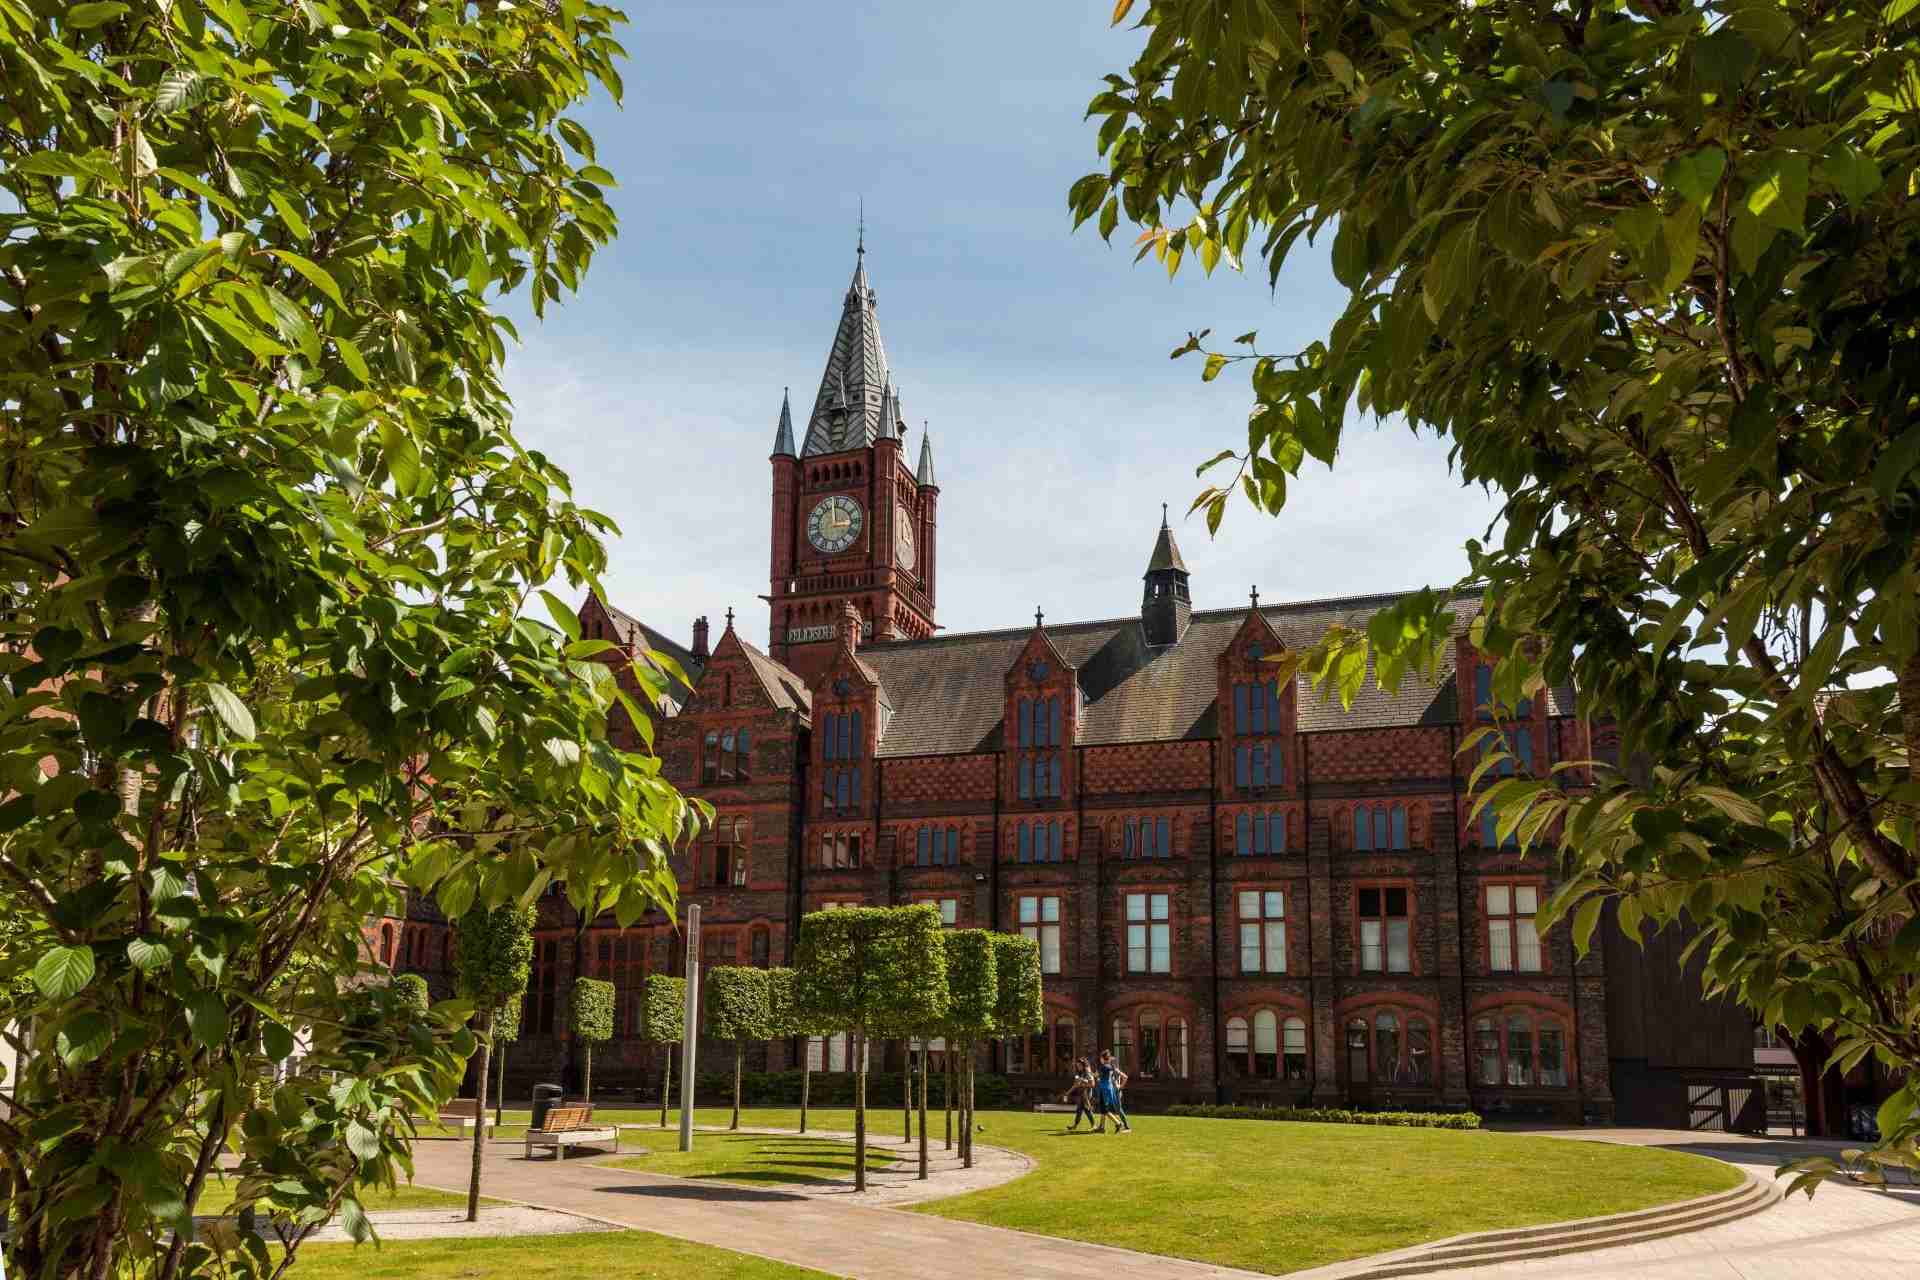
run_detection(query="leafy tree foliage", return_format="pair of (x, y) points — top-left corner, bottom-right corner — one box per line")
(1078, 0), (1920, 1177)
(0, 0), (702, 1270)
(640, 975), (686, 1129)
(392, 973), (431, 1014)
(794, 905), (948, 1191)
(455, 905), (531, 1219)
(704, 965), (770, 1131)
(939, 930), (997, 1169)
(569, 977), (614, 1103)
(762, 965), (831, 1133)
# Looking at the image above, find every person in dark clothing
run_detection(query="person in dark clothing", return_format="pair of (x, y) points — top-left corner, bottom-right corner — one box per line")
(1096, 1049), (1132, 1133)
(1063, 1058), (1098, 1131)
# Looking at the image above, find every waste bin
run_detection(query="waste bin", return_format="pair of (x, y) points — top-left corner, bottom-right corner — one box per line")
(531, 1083), (564, 1130)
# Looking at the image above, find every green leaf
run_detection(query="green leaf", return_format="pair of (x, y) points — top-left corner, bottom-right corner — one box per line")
(267, 249), (342, 309)
(66, 2), (129, 27)
(261, 286), (321, 361)
(150, 69), (203, 116)
(203, 683), (256, 741)
(1747, 151), (1809, 233)
(263, 1022), (295, 1060)
(1818, 146), (1882, 207)
(187, 992), (228, 1050)
(268, 190), (312, 241)
(1572, 896), (1605, 958)
(126, 938), (170, 972)
(1872, 425), (1920, 500)
(343, 1121), (381, 1160)
(1659, 205), (1701, 296)
(538, 590), (582, 641)
(1663, 147), (1727, 209)
(34, 946), (96, 999)
(1887, 0), (1918, 22)
(1202, 353), (1229, 383)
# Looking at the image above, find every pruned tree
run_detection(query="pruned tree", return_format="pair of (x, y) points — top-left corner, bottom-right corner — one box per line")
(705, 966), (772, 1131)
(1078, 0), (1920, 1180)
(987, 933), (1043, 1165)
(940, 931), (999, 1170)
(0, 2), (700, 1276)
(794, 905), (948, 1191)
(763, 965), (830, 1133)
(641, 976), (687, 1130)
(392, 974), (431, 1014)
(456, 906), (534, 1222)
(570, 977), (615, 1106)
(493, 993), (523, 1129)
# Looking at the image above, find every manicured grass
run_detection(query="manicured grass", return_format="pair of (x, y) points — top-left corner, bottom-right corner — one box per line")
(197, 1179), (470, 1217)
(603, 1130), (899, 1186)
(289, 1231), (831, 1279)
(648, 1107), (1740, 1276)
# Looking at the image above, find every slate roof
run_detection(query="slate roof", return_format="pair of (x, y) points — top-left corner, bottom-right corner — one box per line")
(600, 601), (704, 715)
(737, 635), (812, 714)
(772, 387), (796, 457)
(800, 247), (897, 456)
(1145, 518), (1187, 575)
(857, 587), (1573, 758)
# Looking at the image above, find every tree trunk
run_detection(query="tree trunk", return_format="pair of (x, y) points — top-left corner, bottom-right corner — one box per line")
(1901, 652), (1920, 805)
(731, 1042), (743, 1131)
(660, 1047), (672, 1129)
(853, 1030), (867, 1192)
(583, 1042), (593, 1109)
(467, 1009), (492, 1223)
(917, 1035), (929, 1180)
(800, 1044), (811, 1134)
(902, 1039), (912, 1142)
(944, 1048), (953, 1150)
(962, 1043), (975, 1170)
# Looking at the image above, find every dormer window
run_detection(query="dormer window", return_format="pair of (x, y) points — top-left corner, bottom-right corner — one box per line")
(821, 708), (863, 813)
(1017, 695), (1063, 799)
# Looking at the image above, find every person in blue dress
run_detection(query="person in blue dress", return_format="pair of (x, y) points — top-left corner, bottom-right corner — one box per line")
(1095, 1049), (1132, 1133)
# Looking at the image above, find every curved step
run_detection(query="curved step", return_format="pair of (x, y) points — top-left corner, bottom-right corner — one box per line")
(1343, 1170), (1780, 1278)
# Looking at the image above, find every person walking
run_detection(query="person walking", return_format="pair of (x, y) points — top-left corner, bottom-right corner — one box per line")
(1095, 1049), (1132, 1133)
(1063, 1057), (1098, 1131)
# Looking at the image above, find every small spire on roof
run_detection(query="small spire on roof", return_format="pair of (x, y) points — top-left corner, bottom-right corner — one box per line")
(1161, 501), (1169, 530)
(1035, 606), (1045, 628)
(772, 386), (796, 456)
(724, 606), (735, 631)
(1251, 585), (1260, 609)
(916, 423), (937, 487)
(857, 197), (865, 257)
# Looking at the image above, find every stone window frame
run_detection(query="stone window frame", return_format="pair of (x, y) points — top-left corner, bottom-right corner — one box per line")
(1121, 888), (1173, 976)
(1234, 886), (1290, 974)
(1017, 893), (1063, 975)
(1470, 997), (1575, 1089)
(1351, 880), (1419, 975)
(1482, 877), (1550, 974)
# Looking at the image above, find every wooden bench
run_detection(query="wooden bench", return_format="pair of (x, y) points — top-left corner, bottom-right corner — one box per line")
(437, 1098), (498, 1133)
(523, 1105), (617, 1161)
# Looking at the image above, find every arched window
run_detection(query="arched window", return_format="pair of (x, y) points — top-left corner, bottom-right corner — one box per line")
(735, 729), (752, 780)
(1473, 1008), (1570, 1087)
(702, 731), (719, 783)
(719, 730), (736, 780)
(1108, 1006), (1189, 1080)
(1353, 807), (1371, 850)
(1390, 803), (1408, 850)
(1346, 1018), (1370, 1083)
(1226, 1017), (1249, 1077)
(1283, 1017), (1309, 1080)
(1253, 1010), (1279, 1079)
(379, 923), (394, 965)
(1375, 1012), (1400, 1084)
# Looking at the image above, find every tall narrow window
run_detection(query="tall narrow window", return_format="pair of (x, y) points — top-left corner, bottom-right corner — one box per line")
(736, 729), (752, 780)
(1237, 890), (1287, 974)
(1019, 895), (1061, 974)
(1253, 1009), (1279, 1078)
(1226, 1017), (1249, 1077)
(1474, 664), (1493, 720)
(719, 730), (736, 780)
(1125, 892), (1171, 973)
(703, 731), (719, 783)
(945, 826), (960, 864)
(1374, 1013), (1400, 1085)
(1476, 1017), (1501, 1085)
(1354, 807), (1371, 851)
(1506, 1013), (1534, 1085)
(1390, 803), (1407, 850)
(1346, 1018), (1369, 1083)
(1283, 1017), (1309, 1080)
(1357, 886), (1411, 973)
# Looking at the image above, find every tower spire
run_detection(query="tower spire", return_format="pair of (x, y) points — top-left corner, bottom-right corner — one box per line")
(1142, 506), (1192, 646)
(772, 386), (796, 456)
(916, 423), (937, 487)
(803, 230), (893, 455)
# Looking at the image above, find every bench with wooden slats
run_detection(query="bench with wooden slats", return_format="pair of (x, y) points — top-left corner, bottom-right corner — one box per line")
(523, 1104), (617, 1160)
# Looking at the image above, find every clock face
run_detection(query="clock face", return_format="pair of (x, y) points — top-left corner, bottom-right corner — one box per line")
(806, 495), (863, 554)
(895, 517), (916, 571)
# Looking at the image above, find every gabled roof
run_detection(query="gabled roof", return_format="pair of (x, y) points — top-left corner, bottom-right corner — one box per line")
(857, 586), (1572, 758)
(598, 600), (703, 715)
(736, 636), (812, 714)
(801, 246), (894, 456)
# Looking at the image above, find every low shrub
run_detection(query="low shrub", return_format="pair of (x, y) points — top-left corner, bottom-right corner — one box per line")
(1166, 1103), (1482, 1130)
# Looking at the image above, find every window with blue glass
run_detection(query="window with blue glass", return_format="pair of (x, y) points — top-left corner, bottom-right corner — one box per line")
(914, 825), (962, 866)
(1350, 803), (1411, 851)
(1016, 694), (1064, 799)
(1016, 819), (1064, 863)
(1234, 810), (1291, 855)
(820, 708), (863, 813)
(1122, 815), (1173, 859)
(1232, 679), (1285, 790)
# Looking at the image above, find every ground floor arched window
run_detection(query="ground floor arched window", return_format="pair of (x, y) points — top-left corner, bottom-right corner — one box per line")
(1110, 1006), (1188, 1079)
(1009, 1011), (1078, 1076)
(1223, 1009), (1303, 1080)
(1474, 1008), (1568, 1086)
(1345, 1007), (1433, 1085)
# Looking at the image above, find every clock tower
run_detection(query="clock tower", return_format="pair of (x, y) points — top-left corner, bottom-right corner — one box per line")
(767, 239), (939, 685)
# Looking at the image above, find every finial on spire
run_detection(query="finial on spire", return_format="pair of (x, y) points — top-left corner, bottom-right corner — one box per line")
(1161, 501), (1169, 529)
(1251, 585), (1260, 609)
(857, 197), (865, 256)
(724, 606), (735, 631)
(1035, 606), (1045, 628)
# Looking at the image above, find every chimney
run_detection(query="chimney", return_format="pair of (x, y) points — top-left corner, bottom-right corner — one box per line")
(691, 615), (710, 660)
(840, 601), (862, 653)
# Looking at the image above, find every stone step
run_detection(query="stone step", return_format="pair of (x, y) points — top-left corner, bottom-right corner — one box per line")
(1342, 1173), (1779, 1278)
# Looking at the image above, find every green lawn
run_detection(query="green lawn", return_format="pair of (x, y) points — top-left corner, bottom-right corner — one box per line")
(629, 1106), (1740, 1276)
(290, 1232), (830, 1280)
(603, 1130), (899, 1186)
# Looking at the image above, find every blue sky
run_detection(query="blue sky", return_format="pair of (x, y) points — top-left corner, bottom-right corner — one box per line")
(508, 1), (1502, 648)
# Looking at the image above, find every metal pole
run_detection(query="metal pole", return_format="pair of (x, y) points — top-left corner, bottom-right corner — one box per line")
(678, 904), (701, 1153)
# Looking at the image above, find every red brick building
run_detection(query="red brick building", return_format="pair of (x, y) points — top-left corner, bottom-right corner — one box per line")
(386, 244), (1758, 1124)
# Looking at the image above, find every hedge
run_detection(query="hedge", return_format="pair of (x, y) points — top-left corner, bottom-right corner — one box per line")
(570, 977), (615, 1042)
(988, 932), (1043, 1037)
(639, 976), (685, 1043)
(795, 904), (949, 1036)
(1166, 1103), (1483, 1130)
(705, 966), (772, 1041)
(938, 930), (997, 1038)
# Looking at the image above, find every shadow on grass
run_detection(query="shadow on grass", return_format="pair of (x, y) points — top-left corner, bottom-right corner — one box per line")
(599, 1182), (810, 1202)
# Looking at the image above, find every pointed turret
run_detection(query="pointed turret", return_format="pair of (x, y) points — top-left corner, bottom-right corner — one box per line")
(772, 386), (796, 457)
(1142, 504), (1192, 646)
(801, 239), (895, 455)
(876, 382), (898, 441)
(916, 426), (937, 488)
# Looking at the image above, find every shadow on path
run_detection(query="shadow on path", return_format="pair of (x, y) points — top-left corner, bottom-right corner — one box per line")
(595, 1182), (809, 1204)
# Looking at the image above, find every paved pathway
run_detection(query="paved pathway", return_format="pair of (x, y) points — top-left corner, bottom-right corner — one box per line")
(406, 1126), (1920, 1279)
(1394, 1130), (1920, 1280)
(408, 1129), (1273, 1278)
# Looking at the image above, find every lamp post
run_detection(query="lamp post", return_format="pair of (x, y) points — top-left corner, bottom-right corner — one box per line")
(678, 904), (701, 1152)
